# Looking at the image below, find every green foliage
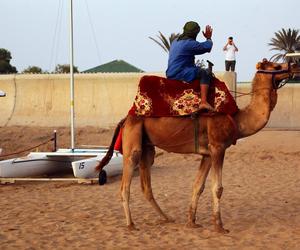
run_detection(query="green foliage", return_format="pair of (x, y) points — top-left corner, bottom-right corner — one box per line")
(0, 48), (17, 74)
(0, 61), (17, 74)
(54, 64), (79, 73)
(22, 66), (44, 74)
(0, 48), (12, 61)
(149, 32), (180, 53)
(268, 28), (300, 63)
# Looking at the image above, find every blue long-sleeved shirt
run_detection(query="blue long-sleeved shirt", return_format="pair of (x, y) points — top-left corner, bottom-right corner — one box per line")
(166, 39), (213, 82)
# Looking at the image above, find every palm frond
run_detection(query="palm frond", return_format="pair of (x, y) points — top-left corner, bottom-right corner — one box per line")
(270, 53), (285, 62)
(148, 36), (168, 53)
(158, 31), (170, 51)
(169, 33), (180, 44)
(269, 28), (300, 62)
(149, 31), (180, 53)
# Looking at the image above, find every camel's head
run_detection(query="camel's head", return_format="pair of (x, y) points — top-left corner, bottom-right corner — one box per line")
(256, 59), (282, 71)
(256, 59), (300, 89)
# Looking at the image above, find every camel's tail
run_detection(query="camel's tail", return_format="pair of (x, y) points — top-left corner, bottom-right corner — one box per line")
(95, 117), (126, 172)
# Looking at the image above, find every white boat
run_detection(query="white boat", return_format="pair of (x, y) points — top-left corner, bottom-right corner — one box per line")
(0, 148), (123, 184)
(0, 90), (6, 97)
(0, 152), (68, 178)
(71, 152), (122, 178)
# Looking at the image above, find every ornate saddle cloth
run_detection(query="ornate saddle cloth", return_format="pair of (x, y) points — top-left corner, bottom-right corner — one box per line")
(128, 75), (238, 117)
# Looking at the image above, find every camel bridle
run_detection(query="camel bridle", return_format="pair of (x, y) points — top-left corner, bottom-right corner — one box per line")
(256, 60), (300, 89)
(230, 65), (297, 98)
(256, 69), (292, 90)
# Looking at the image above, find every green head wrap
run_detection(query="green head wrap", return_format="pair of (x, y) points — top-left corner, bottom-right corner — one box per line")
(178, 21), (200, 40)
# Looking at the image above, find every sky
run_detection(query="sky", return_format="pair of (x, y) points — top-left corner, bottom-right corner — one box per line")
(1, 0), (299, 81)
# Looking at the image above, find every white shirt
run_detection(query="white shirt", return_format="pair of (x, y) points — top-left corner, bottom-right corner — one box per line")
(224, 44), (237, 61)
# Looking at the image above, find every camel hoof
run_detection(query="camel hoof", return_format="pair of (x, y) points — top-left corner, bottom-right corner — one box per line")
(127, 223), (139, 231)
(185, 222), (202, 228)
(215, 226), (230, 234)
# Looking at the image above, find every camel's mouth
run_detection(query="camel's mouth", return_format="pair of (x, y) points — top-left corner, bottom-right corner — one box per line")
(284, 62), (300, 83)
(289, 62), (300, 74)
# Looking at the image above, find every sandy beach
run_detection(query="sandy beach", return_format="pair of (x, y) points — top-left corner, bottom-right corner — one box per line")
(1, 126), (300, 249)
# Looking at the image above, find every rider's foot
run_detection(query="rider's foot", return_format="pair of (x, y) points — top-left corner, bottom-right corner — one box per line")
(199, 102), (214, 111)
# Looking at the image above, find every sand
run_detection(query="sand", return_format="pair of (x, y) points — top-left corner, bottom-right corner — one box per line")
(1, 126), (300, 249)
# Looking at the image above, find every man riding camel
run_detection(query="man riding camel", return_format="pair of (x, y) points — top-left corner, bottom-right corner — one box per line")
(166, 21), (214, 111)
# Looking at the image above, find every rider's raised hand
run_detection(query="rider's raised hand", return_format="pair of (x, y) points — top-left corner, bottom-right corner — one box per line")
(202, 25), (213, 39)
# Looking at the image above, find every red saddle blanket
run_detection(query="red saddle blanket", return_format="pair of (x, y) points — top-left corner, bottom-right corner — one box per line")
(128, 75), (238, 117)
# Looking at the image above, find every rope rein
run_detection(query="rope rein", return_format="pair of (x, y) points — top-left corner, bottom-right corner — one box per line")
(229, 87), (272, 98)
(229, 68), (292, 98)
(0, 136), (55, 158)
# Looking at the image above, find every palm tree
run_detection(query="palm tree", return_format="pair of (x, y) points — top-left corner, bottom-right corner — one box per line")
(269, 28), (300, 63)
(149, 32), (180, 53)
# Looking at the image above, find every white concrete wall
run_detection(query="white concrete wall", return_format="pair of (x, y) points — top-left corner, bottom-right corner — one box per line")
(2, 72), (299, 129)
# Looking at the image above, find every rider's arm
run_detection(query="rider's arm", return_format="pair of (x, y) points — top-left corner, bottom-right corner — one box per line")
(189, 39), (213, 55)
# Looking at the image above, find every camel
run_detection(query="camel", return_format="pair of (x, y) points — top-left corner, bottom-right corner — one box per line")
(96, 59), (300, 233)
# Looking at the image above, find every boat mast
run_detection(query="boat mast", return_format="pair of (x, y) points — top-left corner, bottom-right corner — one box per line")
(69, 0), (75, 150)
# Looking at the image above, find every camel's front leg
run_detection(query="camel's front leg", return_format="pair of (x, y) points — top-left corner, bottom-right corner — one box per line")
(186, 155), (211, 228)
(209, 144), (229, 234)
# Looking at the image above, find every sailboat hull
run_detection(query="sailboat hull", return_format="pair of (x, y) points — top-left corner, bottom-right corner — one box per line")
(0, 153), (69, 178)
(0, 149), (123, 179)
(72, 153), (123, 178)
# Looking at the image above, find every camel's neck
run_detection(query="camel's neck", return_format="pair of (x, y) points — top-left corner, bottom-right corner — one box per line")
(235, 73), (276, 138)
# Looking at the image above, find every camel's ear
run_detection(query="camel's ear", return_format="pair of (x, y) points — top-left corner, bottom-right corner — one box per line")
(256, 62), (263, 70)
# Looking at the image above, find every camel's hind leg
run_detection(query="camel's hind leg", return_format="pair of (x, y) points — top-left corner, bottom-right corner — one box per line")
(209, 144), (229, 234)
(120, 117), (143, 230)
(140, 144), (172, 223)
(186, 155), (211, 228)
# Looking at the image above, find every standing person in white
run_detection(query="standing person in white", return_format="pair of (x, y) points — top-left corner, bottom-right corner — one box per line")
(223, 36), (238, 71)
